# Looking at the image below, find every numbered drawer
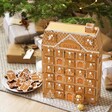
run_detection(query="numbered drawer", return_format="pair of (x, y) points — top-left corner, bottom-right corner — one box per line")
(43, 89), (55, 98)
(84, 38), (94, 47)
(65, 76), (74, 83)
(47, 34), (57, 42)
(65, 92), (75, 102)
(55, 58), (64, 66)
(86, 71), (96, 79)
(86, 62), (96, 70)
(76, 61), (85, 69)
(85, 87), (95, 96)
(55, 74), (64, 82)
(75, 94), (84, 104)
(65, 84), (74, 92)
(55, 49), (64, 57)
(44, 73), (54, 81)
(46, 81), (54, 89)
(55, 83), (64, 91)
(65, 59), (75, 67)
(65, 68), (75, 76)
(86, 53), (97, 62)
(55, 66), (64, 74)
(75, 86), (84, 94)
(46, 65), (54, 73)
(76, 77), (85, 85)
(65, 51), (75, 59)
(43, 46), (54, 56)
(55, 91), (64, 99)
(76, 52), (85, 60)
(76, 70), (85, 77)
(85, 79), (96, 87)
(44, 56), (54, 64)
(85, 96), (96, 105)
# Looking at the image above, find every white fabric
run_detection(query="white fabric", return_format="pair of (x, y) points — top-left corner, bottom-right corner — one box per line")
(3, 13), (37, 43)
(102, 60), (112, 79)
(36, 60), (42, 72)
(34, 36), (42, 50)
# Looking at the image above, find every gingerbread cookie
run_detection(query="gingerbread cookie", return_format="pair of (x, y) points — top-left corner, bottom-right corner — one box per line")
(17, 80), (32, 92)
(7, 81), (17, 89)
(6, 70), (17, 82)
(4, 69), (42, 92)
(30, 72), (42, 82)
(32, 82), (41, 89)
(19, 68), (30, 77)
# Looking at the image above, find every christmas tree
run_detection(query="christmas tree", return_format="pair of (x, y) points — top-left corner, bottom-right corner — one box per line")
(0, 0), (112, 36)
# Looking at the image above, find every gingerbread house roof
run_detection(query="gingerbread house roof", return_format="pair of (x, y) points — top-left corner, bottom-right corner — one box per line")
(42, 22), (102, 53)
(46, 22), (98, 36)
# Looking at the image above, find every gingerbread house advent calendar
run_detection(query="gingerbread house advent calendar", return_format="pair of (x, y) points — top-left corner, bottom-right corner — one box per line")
(42, 22), (102, 105)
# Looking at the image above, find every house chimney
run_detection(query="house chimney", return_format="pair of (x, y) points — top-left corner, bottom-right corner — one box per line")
(85, 23), (95, 33)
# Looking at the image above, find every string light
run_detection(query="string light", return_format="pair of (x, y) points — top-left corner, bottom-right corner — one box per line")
(95, 0), (97, 3)
(79, 0), (98, 10)
(79, 7), (82, 10)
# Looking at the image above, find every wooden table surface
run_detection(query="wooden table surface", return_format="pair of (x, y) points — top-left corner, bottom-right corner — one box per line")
(0, 91), (66, 112)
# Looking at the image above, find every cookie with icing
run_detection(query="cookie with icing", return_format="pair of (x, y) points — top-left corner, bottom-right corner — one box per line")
(6, 70), (17, 82)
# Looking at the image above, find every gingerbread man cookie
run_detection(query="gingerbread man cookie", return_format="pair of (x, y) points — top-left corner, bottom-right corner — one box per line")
(6, 70), (17, 82)
(4, 69), (42, 93)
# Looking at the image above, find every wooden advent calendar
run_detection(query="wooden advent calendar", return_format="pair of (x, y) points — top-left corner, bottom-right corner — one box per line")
(42, 22), (102, 105)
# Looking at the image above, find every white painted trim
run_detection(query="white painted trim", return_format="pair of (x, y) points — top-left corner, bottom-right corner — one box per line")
(54, 34), (88, 52)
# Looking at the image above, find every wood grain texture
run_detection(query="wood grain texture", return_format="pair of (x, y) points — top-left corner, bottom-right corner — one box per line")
(0, 91), (66, 112)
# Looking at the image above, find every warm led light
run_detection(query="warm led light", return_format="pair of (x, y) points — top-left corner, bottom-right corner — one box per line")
(58, 50), (60, 53)
(48, 49), (50, 52)
(68, 85), (71, 88)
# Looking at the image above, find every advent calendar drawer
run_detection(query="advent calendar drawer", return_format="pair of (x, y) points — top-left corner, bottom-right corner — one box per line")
(43, 46), (54, 56)
(65, 92), (75, 102)
(74, 94), (84, 104)
(65, 59), (75, 67)
(55, 74), (64, 82)
(65, 68), (75, 76)
(55, 83), (64, 91)
(76, 61), (85, 69)
(44, 89), (54, 98)
(55, 91), (64, 99)
(44, 73), (54, 81)
(85, 87), (96, 96)
(65, 84), (74, 92)
(76, 70), (85, 77)
(86, 62), (96, 70)
(65, 76), (74, 83)
(86, 53), (97, 62)
(85, 96), (97, 105)
(65, 51), (75, 59)
(76, 52), (85, 60)
(46, 81), (54, 89)
(55, 49), (64, 57)
(75, 86), (84, 94)
(45, 65), (54, 73)
(44, 56), (54, 64)
(55, 58), (64, 66)
(55, 66), (64, 74)
(86, 71), (96, 79)
(85, 79), (96, 87)
(76, 77), (85, 85)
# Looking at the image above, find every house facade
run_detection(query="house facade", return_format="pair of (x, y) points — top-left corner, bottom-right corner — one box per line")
(42, 22), (102, 104)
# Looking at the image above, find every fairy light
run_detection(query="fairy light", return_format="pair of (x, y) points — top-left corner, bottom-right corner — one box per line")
(95, 0), (97, 3)
(79, 7), (82, 10)
(79, 0), (98, 10)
